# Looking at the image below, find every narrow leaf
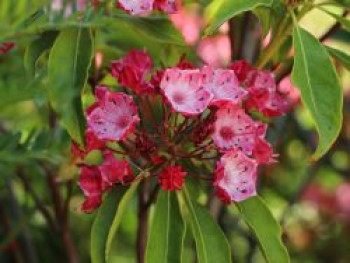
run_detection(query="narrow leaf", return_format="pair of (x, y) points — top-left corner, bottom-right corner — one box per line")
(204, 0), (273, 35)
(326, 46), (350, 71)
(90, 187), (127, 263)
(236, 196), (290, 263)
(48, 27), (93, 146)
(181, 184), (231, 263)
(291, 24), (343, 160)
(105, 180), (140, 262)
(146, 191), (185, 263)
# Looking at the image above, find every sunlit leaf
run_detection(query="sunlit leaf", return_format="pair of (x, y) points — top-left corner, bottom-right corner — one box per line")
(291, 24), (343, 160)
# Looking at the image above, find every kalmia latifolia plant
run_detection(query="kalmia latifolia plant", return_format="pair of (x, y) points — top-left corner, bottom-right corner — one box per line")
(1, 0), (347, 262)
(75, 50), (289, 212)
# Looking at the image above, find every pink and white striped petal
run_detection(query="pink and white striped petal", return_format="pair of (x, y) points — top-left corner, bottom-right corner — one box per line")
(118, 0), (154, 15)
(202, 66), (247, 106)
(211, 104), (263, 154)
(160, 68), (213, 115)
(214, 150), (258, 202)
(87, 87), (140, 141)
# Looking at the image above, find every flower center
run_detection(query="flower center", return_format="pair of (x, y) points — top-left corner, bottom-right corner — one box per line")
(117, 116), (129, 128)
(220, 126), (234, 140)
(172, 92), (185, 104)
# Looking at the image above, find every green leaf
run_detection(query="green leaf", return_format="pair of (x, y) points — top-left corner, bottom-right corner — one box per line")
(291, 24), (343, 160)
(24, 31), (58, 75)
(326, 46), (350, 71)
(236, 196), (290, 263)
(204, 0), (273, 35)
(102, 15), (185, 46)
(105, 179), (140, 262)
(181, 184), (231, 263)
(90, 187), (127, 263)
(146, 191), (185, 263)
(48, 27), (93, 146)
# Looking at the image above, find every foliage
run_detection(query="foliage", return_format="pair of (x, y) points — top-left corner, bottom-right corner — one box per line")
(0, 1), (349, 263)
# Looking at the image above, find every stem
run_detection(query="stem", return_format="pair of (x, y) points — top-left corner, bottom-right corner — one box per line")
(136, 181), (149, 263)
(256, 4), (312, 69)
(44, 165), (79, 263)
(17, 168), (57, 231)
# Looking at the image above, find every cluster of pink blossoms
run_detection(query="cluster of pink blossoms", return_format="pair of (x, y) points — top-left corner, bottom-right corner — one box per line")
(74, 50), (289, 212)
(117, 0), (179, 15)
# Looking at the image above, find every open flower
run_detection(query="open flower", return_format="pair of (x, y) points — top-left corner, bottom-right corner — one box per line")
(160, 68), (213, 115)
(211, 104), (265, 155)
(214, 150), (258, 202)
(87, 86), (140, 141)
(158, 165), (187, 191)
(202, 66), (247, 106)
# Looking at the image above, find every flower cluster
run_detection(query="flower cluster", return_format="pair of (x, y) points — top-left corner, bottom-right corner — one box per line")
(117, 0), (179, 15)
(74, 50), (289, 212)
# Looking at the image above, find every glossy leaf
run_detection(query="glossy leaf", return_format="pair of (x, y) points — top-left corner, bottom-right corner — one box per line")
(204, 0), (273, 35)
(24, 31), (58, 75)
(291, 24), (343, 160)
(236, 196), (290, 263)
(105, 179), (141, 262)
(146, 191), (185, 263)
(90, 187), (127, 263)
(181, 184), (231, 263)
(48, 27), (93, 146)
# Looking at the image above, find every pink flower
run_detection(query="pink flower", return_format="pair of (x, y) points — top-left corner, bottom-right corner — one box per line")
(150, 60), (195, 89)
(158, 165), (187, 191)
(202, 66), (247, 106)
(170, 5), (201, 45)
(111, 50), (153, 95)
(279, 76), (300, 108)
(154, 0), (179, 13)
(117, 0), (154, 15)
(87, 86), (140, 141)
(245, 71), (288, 117)
(214, 150), (258, 202)
(78, 165), (103, 212)
(99, 151), (134, 187)
(336, 183), (350, 217)
(227, 60), (256, 83)
(160, 68), (213, 115)
(197, 35), (231, 67)
(211, 104), (265, 155)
